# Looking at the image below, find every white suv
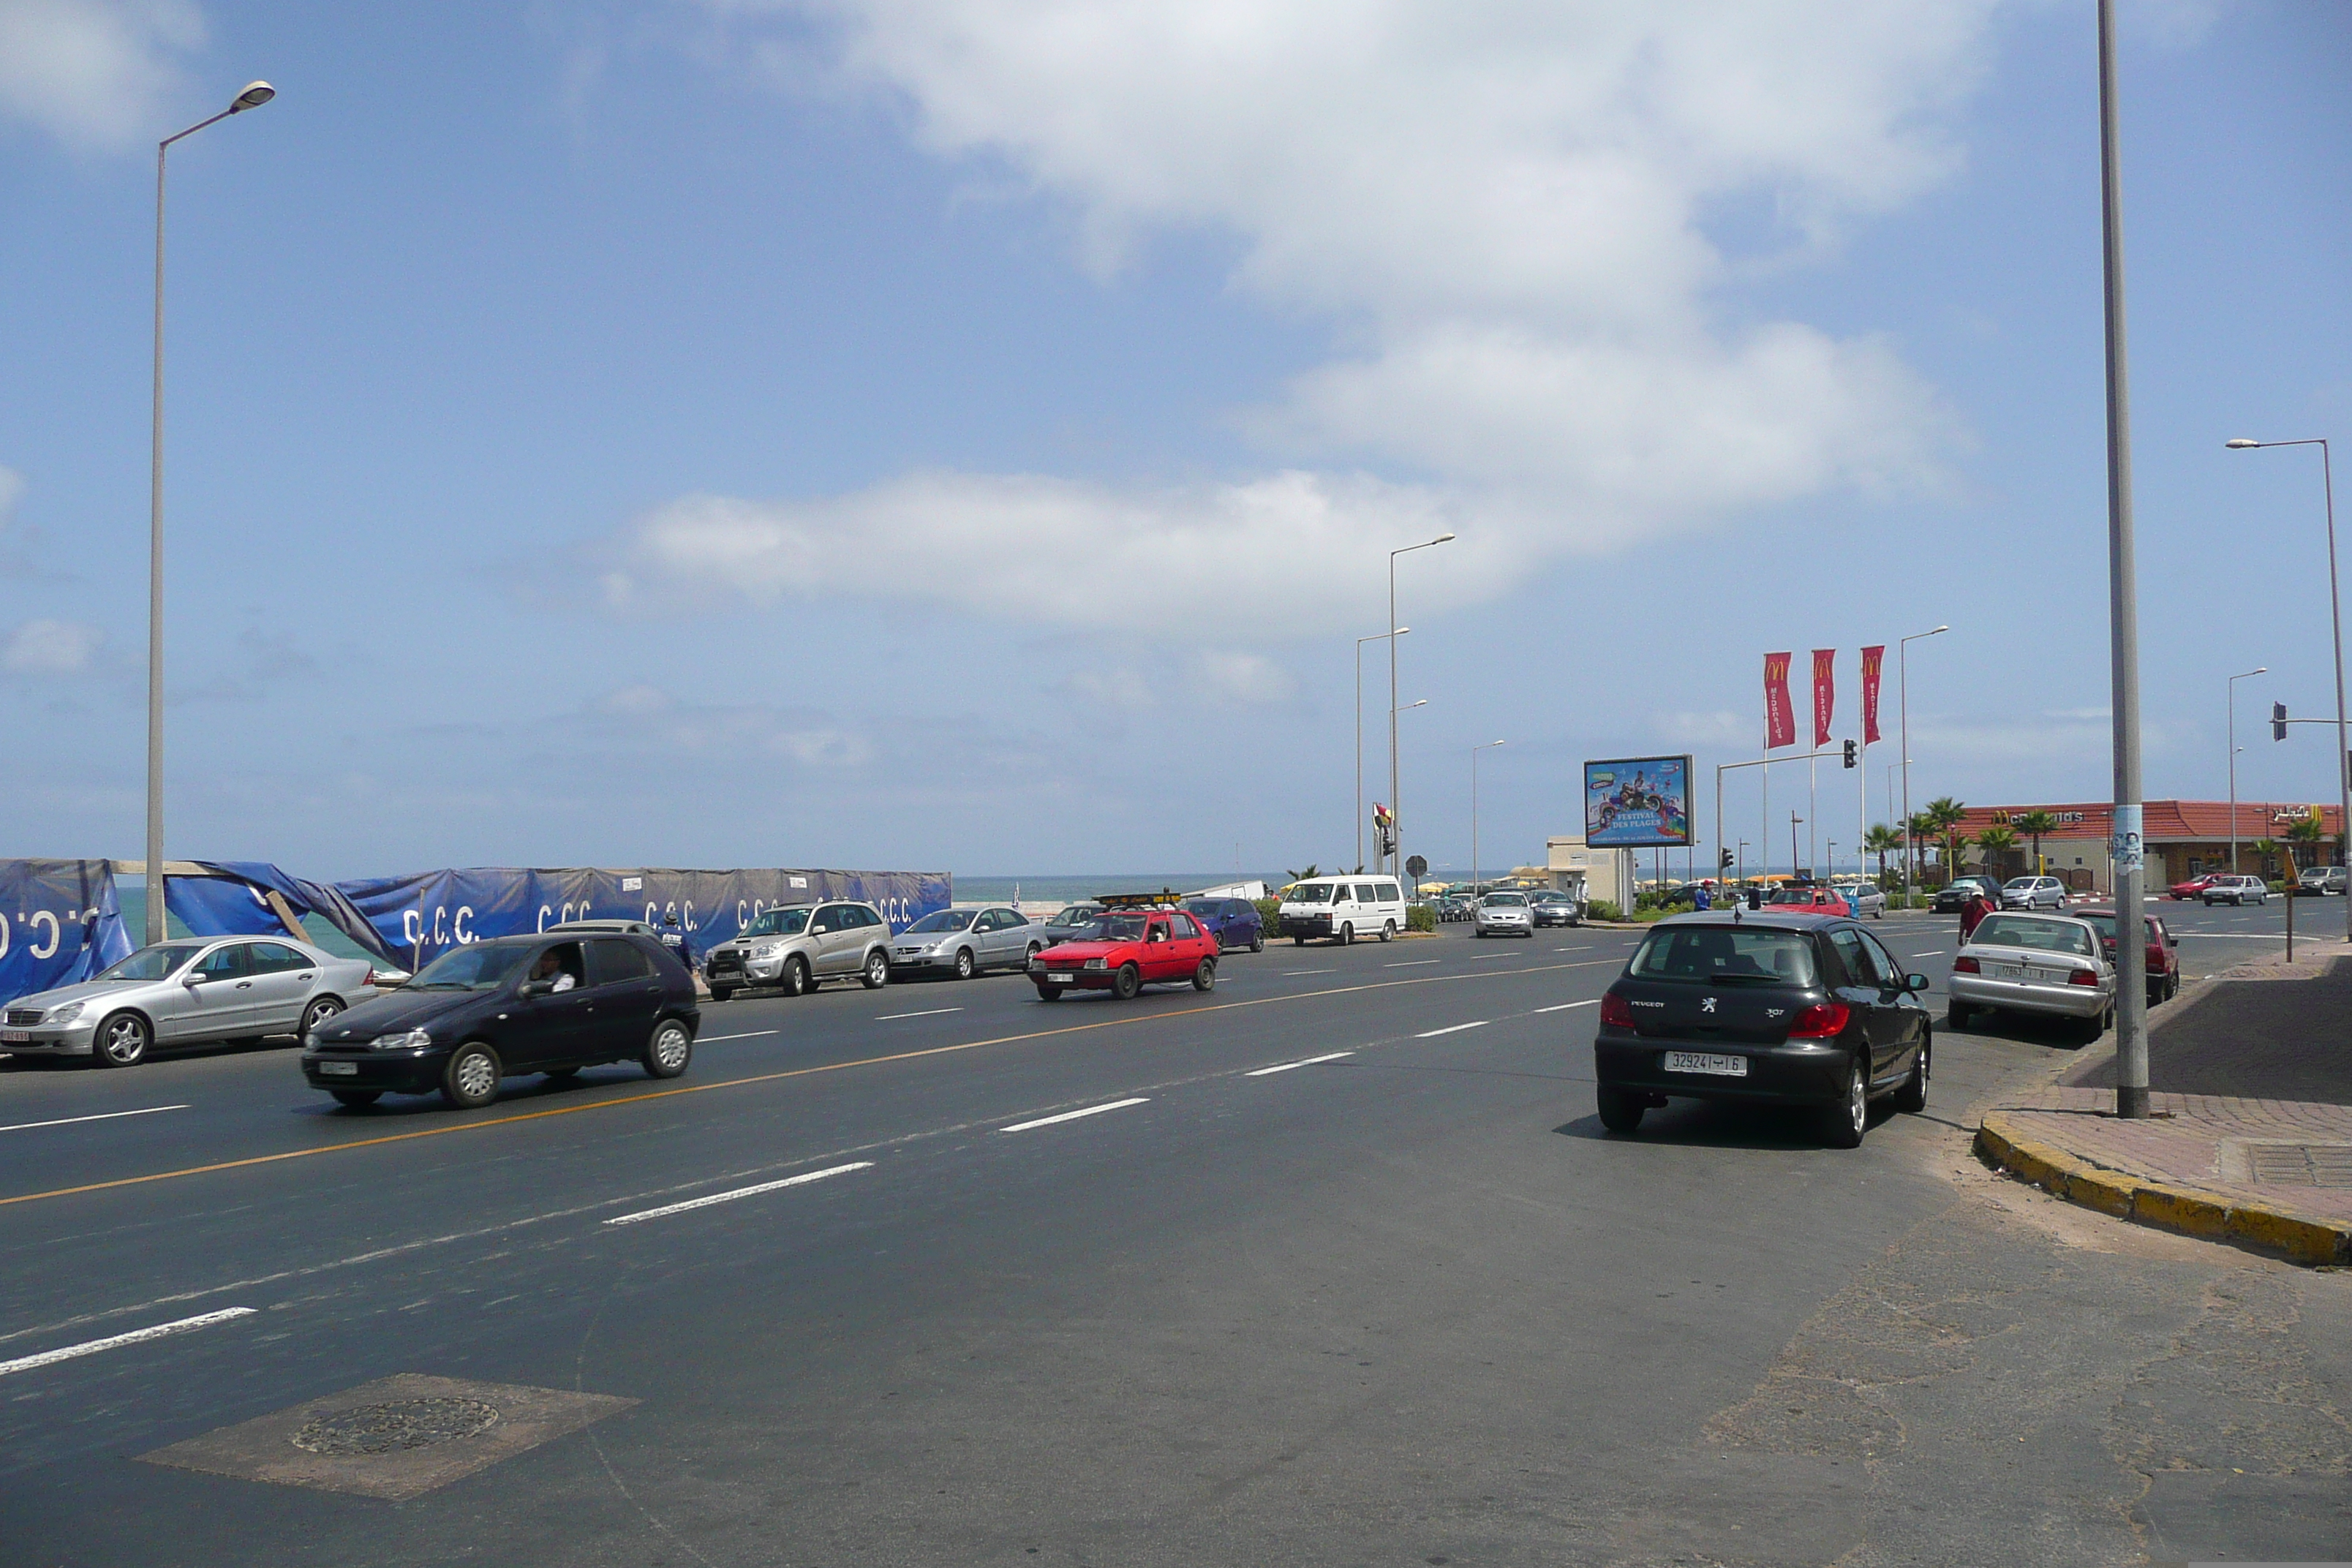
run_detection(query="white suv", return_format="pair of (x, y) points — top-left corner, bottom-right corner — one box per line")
(2201, 875), (2269, 907)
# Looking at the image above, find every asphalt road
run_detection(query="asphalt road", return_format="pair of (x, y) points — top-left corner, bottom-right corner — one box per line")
(1, 911), (2345, 1566)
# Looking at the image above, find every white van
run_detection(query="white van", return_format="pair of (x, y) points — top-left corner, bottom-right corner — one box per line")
(1278, 876), (1407, 945)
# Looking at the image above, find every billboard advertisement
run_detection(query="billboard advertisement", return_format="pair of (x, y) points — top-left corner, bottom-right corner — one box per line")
(1583, 755), (1693, 848)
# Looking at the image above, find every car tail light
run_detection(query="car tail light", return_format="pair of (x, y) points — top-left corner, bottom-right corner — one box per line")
(2068, 968), (2100, 987)
(1599, 992), (1635, 1029)
(361, 968), (377, 988)
(1787, 1001), (1850, 1039)
(1951, 955), (1980, 975)
(2146, 943), (2169, 973)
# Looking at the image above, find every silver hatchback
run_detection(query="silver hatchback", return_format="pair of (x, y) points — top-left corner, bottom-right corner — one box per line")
(2, 937), (382, 1068)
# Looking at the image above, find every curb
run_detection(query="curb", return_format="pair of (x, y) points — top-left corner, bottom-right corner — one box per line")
(1975, 1111), (2352, 1267)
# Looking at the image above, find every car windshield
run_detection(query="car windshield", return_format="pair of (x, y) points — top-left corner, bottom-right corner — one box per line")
(743, 908), (812, 938)
(1077, 914), (1147, 941)
(1288, 883), (1333, 904)
(407, 943), (533, 991)
(94, 943), (202, 981)
(1048, 905), (1098, 925)
(1629, 927), (1819, 987)
(1970, 916), (2094, 957)
(1484, 892), (1526, 907)
(905, 910), (976, 934)
(2002, 878), (2038, 891)
(2074, 913), (2157, 944)
(1184, 902), (1221, 918)
(1767, 889), (1817, 904)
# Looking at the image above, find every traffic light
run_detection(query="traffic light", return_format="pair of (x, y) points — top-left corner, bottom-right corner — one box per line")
(1841, 739), (1858, 769)
(2274, 701), (2289, 742)
(1719, 848), (1735, 870)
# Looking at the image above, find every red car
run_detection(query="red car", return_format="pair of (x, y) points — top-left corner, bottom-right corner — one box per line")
(2073, 906), (2182, 1006)
(1765, 884), (1852, 916)
(2166, 873), (2223, 901)
(1029, 902), (1221, 1001)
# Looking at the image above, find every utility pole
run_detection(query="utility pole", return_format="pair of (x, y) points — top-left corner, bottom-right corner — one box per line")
(2098, 0), (2150, 1118)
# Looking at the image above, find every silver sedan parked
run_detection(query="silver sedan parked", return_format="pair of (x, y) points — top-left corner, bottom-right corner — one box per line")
(1945, 912), (2114, 1044)
(1831, 883), (1887, 919)
(1473, 891), (1535, 938)
(891, 905), (1047, 979)
(1, 937), (382, 1068)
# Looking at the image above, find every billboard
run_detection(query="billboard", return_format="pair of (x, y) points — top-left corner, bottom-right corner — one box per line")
(1583, 755), (1693, 848)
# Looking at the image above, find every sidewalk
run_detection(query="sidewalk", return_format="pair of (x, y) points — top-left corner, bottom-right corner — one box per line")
(1975, 951), (2352, 1266)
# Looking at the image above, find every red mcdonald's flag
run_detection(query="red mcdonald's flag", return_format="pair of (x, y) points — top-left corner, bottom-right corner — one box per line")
(1860, 644), (1885, 745)
(1812, 649), (1836, 749)
(1764, 652), (1795, 749)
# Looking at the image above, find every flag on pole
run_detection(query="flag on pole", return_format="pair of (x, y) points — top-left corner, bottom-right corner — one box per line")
(1764, 652), (1795, 749)
(1812, 649), (1836, 749)
(1860, 644), (1885, 745)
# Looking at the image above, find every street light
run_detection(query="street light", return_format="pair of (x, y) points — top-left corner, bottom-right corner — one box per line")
(1387, 533), (1454, 882)
(145, 80), (276, 944)
(1898, 625), (1948, 910)
(2227, 666), (2267, 872)
(1471, 740), (1506, 895)
(1355, 628), (1408, 870)
(2228, 436), (2347, 939)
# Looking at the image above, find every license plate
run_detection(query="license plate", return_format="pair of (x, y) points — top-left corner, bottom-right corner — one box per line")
(1991, 964), (2027, 981)
(1047, 973), (1077, 984)
(318, 1060), (358, 1077)
(1663, 1050), (1747, 1077)
(1, 1030), (27, 1044)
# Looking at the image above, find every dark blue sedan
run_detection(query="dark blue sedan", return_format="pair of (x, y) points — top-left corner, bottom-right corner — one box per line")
(1184, 897), (1265, 954)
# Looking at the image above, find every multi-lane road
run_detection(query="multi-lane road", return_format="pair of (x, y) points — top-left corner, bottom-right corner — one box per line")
(2, 901), (2345, 1565)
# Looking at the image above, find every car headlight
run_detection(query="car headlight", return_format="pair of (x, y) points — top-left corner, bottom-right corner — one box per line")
(753, 943), (779, 958)
(372, 1027), (435, 1052)
(42, 1002), (84, 1026)
(1084, 957), (1108, 970)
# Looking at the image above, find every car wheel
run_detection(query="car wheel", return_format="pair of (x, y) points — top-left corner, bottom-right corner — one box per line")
(782, 956), (810, 997)
(2168, 971), (2180, 1001)
(1027, 943), (1043, 967)
(709, 984), (734, 1003)
(1819, 1056), (1868, 1148)
(953, 947), (976, 981)
(1113, 963), (1141, 1000)
(1338, 922), (1354, 946)
(329, 1089), (381, 1108)
(1893, 1033), (1929, 1114)
(1193, 958), (1217, 992)
(301, 995), (346, 1036)
(440, 1042), (501, 1109)
(642, 1018), (693, 1079)
(1595, 1086), (1645, 1134)
(1250, 931), (1264, 954)
(92, 1011), (150, 1068)
(2078, 1007), (2111, 1047)
(863, 950), (891, 990)
(1035, 984), (1063, 1002)
(1381, 920), (1396, 942)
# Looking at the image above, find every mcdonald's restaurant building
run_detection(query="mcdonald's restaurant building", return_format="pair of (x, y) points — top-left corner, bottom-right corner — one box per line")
(1942, 801), (2345, 894)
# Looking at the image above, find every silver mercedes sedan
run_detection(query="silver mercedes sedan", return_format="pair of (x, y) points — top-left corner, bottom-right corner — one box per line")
(2, 936), (383, 1068)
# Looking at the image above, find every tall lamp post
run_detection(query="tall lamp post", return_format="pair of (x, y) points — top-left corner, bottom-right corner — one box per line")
(146, 80), (276, 943)
(1897, 625), (1948, 909)
(1387, 533), (1454, 881)
(1356, 628), (1408, 871)
(2228, 436), (2347, 939)
(2227, 665), (2267, 872)
(1470, 740), (1505, 893)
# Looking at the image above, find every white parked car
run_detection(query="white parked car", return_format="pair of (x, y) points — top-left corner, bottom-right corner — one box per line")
(1999, 875), (2068, 911)
(2201, 874), (2269, 907)
(1946, 912), (2114, 1044)
(2, 937), (383, 1068)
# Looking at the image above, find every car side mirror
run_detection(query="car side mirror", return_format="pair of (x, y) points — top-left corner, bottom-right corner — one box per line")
(519, 979), (554, 998)
(1905, 973), (1930, 993)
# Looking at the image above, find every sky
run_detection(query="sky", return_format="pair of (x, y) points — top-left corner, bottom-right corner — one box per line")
(0, 0), (2346, 882)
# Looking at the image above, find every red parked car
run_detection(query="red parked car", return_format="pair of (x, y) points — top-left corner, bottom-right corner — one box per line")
(2073, 906), (2181, 1006)
(1765, 883), (1852, 916)
(1029, 898), (1221, 1001)
(2166, 872), (2223, 901)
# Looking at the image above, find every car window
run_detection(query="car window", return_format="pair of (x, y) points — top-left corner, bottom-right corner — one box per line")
(1376, 881), (1401, 902)
(1289, 883), (1332, 905)
(1828, 929), (1888, 988)
(96, 943), (204, 981)
(1971, 916), (2094, 956)
(810, 907), (840, 935)
(1146, 918), (1170, 943)
(589, 938), (653, 984)
(248, 942), (309, 973)
(1097, 914), (1147, 941)
(1629, 927), (1819, 987)
(192, 944), (252, 980)
(1169, 913), (1200, 939)
(408, 943), (532, 991)
(745, 907), (812, 937)
(1000, 909), (1028, 927)
(1863, 931), (1909, 981)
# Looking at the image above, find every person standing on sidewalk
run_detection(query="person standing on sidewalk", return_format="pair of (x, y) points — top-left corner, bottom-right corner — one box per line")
(1960, 888), (1995, 943)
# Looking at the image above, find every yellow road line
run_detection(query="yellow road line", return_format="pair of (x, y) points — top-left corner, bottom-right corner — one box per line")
(0, 959), (1618, 1210)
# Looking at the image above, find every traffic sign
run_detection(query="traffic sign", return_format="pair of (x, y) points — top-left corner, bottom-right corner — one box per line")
(1406, 855), (1428, 878)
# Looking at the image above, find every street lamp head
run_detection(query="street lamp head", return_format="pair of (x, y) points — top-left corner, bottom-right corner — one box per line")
(2225, 438), (2261, 450)
(1930, 625), (1948, 635)
(1433, 532), (1455, 543)
(230, 82), (275, 112)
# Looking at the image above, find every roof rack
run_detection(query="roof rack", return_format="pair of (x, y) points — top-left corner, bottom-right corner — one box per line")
(1093, 890), (1183, 910)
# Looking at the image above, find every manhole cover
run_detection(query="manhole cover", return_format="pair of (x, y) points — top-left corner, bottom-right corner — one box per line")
(2246, 1144), (2352, 1188)
(291, 1397), (500, 1456)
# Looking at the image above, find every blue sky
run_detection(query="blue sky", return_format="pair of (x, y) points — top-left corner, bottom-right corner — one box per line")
(1, 0), (2345, 881)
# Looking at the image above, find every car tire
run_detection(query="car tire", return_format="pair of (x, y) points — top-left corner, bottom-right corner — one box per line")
(441, 1042), (501, 1109)
(1193, 958), (1216, 992)
(1027, 943), (1043, 967)
(953, 948), (976, 981)
(1250, 932), (1264, 954)
(1893, 1033), (1929, 1114)
(862, 950), (891, 990)
(1595, 1086), (1645, 1134)
(1113, 963), (1141, 1000)
(92, 1011), (150, 1068)
(709, 984), (734, 1003)
(2078, 1007), (2111, 1047)
(301, 995), (346, 1036)
(1381, 921), (1396, 942)
(642, 1018), (693, 1079)
(1338, 922), (1354, 946)
(782, 956), (810, 997)
(1035, 984), (1063, 1002)
(329, 1088), (381, 1108)
(1818, 1057), (1868, 1149)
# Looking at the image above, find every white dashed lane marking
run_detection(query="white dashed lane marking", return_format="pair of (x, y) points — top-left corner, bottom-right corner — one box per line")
(1416, 1022), (1489, 1039)
(0, 1308), (256, 1378)
(0, 1105), (189, 1136)
(605, 1162), (872, 1226)
(874, 1008), (962, 1021)
(1382, 959), (1440, 968)
(696, 1030), (783, 1043)
(999, 1098), (1151, 1134)
(1245, 1052), (1354, 1077)
(1531, 1001), (1598, 1014)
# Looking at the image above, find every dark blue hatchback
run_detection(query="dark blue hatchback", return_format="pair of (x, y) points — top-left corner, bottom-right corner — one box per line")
(1184, 897), (1265, 954)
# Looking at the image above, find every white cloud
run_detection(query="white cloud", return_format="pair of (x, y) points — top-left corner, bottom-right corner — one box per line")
(1, 617), (102, 674)
(626, 0), (1993, 629)
(1196, 652), (1294, 706)
(0, 0), (206, 151)
(0, 464), (23, 524)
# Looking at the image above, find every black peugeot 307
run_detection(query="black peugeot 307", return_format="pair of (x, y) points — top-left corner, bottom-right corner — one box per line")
(300, 932), (698, 1111)
(1592, 911), (1932, 1147)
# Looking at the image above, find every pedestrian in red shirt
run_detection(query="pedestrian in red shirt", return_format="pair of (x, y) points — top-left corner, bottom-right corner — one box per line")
(1960, 889), (1996, 942)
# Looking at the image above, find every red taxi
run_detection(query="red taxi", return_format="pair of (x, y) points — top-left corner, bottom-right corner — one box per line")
(1029, 895), (1221, 1001)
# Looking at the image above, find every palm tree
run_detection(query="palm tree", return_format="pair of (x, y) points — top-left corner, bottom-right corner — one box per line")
(2286, 814), (2326, 883)
(1926, 797), (1968, 885)
(2013, 810), (2058, 877)
(2250, 837), (2282, 887)
(1975, 825), (2017, 881)
(1864, 823), (1903, 888)
(1905, 810), (1940, 886)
